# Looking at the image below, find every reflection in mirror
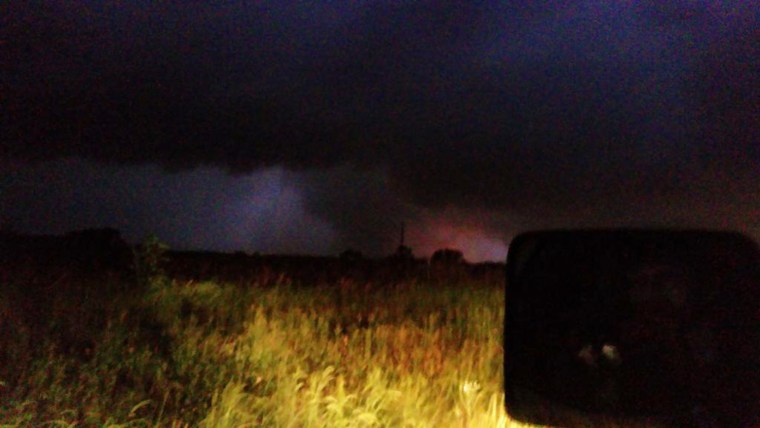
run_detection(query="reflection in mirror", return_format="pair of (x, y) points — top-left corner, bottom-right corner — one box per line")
(504, 230), (759, 427)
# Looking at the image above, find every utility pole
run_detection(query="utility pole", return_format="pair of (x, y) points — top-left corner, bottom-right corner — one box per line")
(394, 222), (412, 261)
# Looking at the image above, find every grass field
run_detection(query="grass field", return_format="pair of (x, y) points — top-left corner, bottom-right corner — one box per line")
(0, 264), (530, 427)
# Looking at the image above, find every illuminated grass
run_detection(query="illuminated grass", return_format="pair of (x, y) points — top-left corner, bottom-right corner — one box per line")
(0, 275), (536, 427)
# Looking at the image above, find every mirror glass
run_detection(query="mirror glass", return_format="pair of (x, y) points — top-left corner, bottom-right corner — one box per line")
(504, 230), (759, 427)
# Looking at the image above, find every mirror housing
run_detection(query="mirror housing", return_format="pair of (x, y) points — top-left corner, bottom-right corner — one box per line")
(504, 229), (759, 427)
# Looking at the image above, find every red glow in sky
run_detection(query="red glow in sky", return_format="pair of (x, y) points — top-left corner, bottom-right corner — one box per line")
(408, 218), (508, 262)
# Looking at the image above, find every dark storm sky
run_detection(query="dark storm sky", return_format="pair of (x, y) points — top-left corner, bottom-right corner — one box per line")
(2, 1), (758, 261)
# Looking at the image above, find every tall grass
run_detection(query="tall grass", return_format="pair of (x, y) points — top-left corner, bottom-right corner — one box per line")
(0, 271), (531, 427)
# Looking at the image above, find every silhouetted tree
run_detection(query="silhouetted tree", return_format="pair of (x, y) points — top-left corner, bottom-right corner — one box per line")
(429, 248), (467, 283)
(339, 248), (364, 262)
(431, 248), (464, 266)
(394, 244), (413, 260)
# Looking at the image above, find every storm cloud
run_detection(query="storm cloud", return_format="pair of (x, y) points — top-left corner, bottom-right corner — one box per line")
(2, 1), (758, 259)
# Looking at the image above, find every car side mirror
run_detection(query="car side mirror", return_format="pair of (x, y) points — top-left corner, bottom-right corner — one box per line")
(503, 230), (759, 427)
